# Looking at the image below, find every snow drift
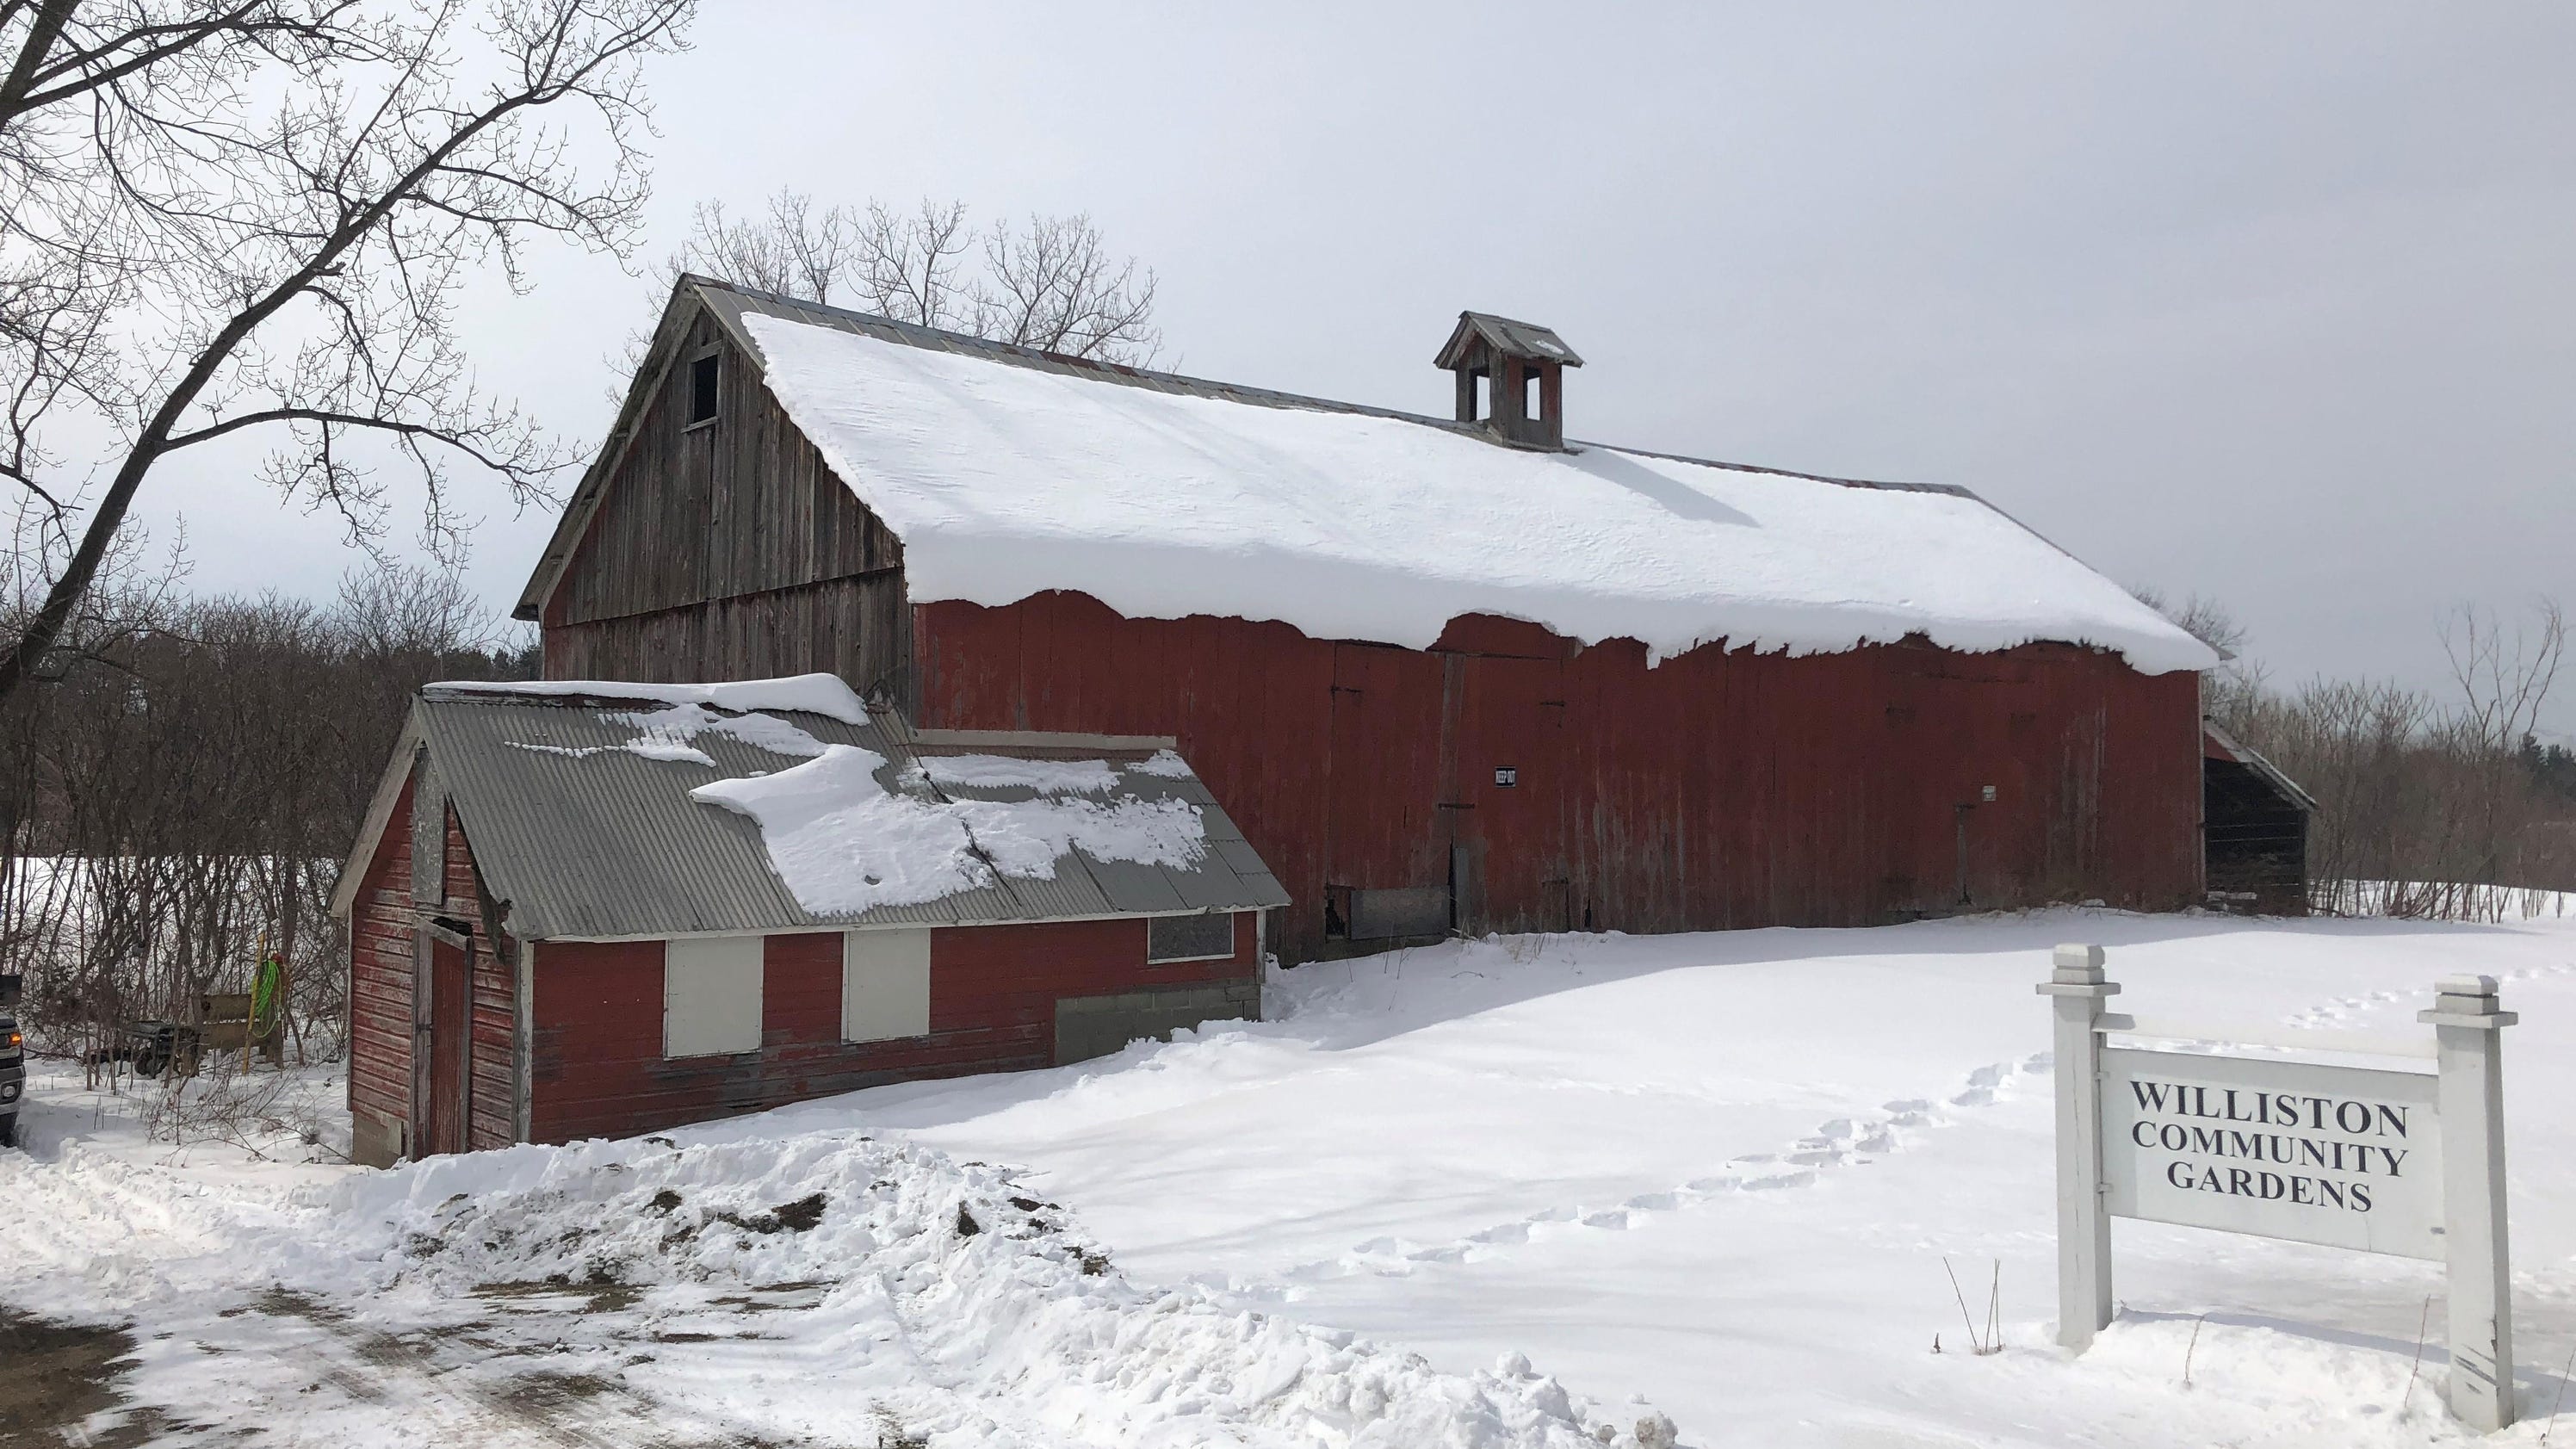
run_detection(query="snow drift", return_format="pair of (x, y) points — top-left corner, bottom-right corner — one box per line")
(331, 1130), (1679, 1448)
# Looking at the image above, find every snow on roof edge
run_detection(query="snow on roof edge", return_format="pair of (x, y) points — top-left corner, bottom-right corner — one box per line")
(740, 312), (2219, 677)
(427, 673), (870, 724)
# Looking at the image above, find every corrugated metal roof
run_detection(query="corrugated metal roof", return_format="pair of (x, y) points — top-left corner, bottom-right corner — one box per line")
(416, 689), (1289, 941)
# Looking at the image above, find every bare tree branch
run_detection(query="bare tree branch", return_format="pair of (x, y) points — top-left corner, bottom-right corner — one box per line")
(653, 189), (1163, 367)
(0, 0), (699, 702)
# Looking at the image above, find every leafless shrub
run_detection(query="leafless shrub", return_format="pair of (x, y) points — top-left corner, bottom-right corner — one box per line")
(2155, 589), (2573, 920)
(0, 551), (529, 1090)
(1939, 1257), (2003, 1355)
(141, 1046), (294, 1157)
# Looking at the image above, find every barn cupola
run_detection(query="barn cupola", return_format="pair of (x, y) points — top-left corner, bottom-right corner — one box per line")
(1435, 311), (1584, 449)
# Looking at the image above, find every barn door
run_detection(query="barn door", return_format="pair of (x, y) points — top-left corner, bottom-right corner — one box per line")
(1452, 654), (1569, 934)
(425, 935), (471, 1155)
(1322, 643), (1451, 943)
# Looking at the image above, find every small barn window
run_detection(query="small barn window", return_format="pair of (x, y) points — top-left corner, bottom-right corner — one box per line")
(665, 935), (762, 1056)
(686, 351), (720, 427)
(1146, 913), (1235, 964)
(843, 928), (931, 1043)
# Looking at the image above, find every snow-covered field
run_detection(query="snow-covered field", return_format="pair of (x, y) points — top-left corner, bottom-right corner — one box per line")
(7, 907), (2576, 1446)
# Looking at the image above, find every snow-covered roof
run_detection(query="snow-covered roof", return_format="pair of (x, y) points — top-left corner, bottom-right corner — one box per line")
(523, 279), (2216, 675)
(328, 674), (1286, 939)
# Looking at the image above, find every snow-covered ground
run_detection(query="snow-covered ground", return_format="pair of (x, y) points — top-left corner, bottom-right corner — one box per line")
(7, 907), (2576, 1446)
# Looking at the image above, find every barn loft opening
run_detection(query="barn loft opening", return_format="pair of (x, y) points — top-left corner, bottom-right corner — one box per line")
(687, 350), (721, 426)
(1434, 311), (1583, 449)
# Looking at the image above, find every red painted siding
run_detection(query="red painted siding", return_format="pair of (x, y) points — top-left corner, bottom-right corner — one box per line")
(347, 778), (417, 1140)
(346, 778), (521, 1158)
(527, 914), (1257, 1143)
(445, 803), (521, 1151)
(913, 592), (2202, 963)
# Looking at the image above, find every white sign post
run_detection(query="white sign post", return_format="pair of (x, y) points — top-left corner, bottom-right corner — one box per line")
(2042, 945), (2517, 1432)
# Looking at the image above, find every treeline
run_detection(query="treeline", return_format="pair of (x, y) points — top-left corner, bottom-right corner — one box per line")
(2170, 595), (2573, 919)
(0, 564), (534, 1062)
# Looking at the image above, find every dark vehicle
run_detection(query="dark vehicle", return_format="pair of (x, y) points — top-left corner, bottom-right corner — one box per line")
(0, 973), (22, 1149)
(115, 1021), (200, 1080)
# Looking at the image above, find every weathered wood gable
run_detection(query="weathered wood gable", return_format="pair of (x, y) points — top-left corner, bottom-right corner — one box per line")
(540, 303), (913, 703)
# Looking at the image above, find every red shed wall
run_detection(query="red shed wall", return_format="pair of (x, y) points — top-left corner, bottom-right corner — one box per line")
(528, 913), (1256, 1142)
(913, 593), (2203, 964)
(346, 777), (417, 1154)
(345, 769), (520, 1164)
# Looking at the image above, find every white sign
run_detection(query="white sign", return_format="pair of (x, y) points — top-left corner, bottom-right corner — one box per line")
(2041, 947), (2518, 1434)
(2101, 1048), (2440, 1260)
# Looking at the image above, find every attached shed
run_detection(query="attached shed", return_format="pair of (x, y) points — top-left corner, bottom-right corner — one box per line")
(330, 675), (1284, 1167)
(2201, 719), (2316, 915)
(516, 277), (2224, 963)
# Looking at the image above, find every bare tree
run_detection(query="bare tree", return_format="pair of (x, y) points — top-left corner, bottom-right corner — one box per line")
(0, 0), (699, 704)
(670, 191), (861, 308)
(2440, 600), (2565, 889)
(974, 212), (1161, 361)
(660, 189), (1162, 364)
(2133, 583), (2260, 727)
(856, 196), (977, 331)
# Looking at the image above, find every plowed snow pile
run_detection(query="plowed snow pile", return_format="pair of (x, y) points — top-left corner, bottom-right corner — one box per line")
(331, 1130), (1678, 1448)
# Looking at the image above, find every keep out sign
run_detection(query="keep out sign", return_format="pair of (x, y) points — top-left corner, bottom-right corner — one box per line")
(2101, 1050), (2441, 1260)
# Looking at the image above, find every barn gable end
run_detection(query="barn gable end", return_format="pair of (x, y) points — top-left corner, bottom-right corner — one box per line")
(533, 295), (913, 706)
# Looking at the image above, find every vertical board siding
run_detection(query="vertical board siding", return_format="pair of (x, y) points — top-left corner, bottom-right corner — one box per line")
(527, 914), (1257, 1143)
(467, 875), (519, 1151)
(347, 777), (418, 1139)
(557, 314), (902, 624)
(912, 592), (2203, 965)
(349, 772), (519, 1159)
(542, 572), (913, 707)
(541, 310), (911, 700)
(442, 807), (479, 908)
(1325, 643), (1451, 901)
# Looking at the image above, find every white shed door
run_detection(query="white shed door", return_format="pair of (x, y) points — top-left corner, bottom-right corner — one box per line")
(844, 929), (932, 1043)
(665, 936), (764, 1057)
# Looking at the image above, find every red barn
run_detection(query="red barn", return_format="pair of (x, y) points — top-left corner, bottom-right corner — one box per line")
(329, 676), (1281, 1166)
(515, 278), (2220, 968)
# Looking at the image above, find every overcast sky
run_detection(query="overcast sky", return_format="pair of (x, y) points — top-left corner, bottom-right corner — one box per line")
(125, 3), (2576, 735)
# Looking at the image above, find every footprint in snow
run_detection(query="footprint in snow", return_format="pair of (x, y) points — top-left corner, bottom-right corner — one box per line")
(1277, 1057), (2029, 1294)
